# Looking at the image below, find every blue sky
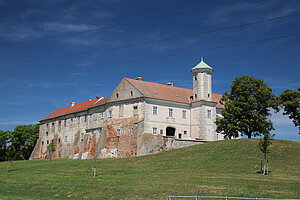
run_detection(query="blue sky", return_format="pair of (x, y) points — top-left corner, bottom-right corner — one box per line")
(0, 0), (299, 141)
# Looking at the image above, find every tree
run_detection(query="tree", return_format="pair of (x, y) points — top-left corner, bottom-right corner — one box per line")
(9, 124), (39, 160)
(0, 130), (10, 162)
(47, 142), (55, 161)
(279, 88), (300, 134)
(216, 76), (279, 139)
(259, 132), (273, 175)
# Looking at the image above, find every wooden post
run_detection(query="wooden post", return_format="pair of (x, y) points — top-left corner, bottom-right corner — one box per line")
(92, 167), (97, 177)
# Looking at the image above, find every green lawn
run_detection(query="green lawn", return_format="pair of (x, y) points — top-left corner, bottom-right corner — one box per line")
(0, 139), (299, 200)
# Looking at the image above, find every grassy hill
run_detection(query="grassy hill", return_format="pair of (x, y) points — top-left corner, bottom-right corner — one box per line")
(0, 139), (299, 200)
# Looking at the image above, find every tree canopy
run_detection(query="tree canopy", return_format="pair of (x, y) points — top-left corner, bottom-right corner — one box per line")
(0, 130), (10, 162)
(216, 76), (278, 139)
(0, 124), (39, 162)
(279, 87), (300, 134)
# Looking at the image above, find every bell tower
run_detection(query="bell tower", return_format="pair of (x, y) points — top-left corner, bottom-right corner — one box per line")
(191, 57), (214, 101)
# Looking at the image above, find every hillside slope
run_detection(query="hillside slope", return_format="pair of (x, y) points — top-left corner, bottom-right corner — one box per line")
(0, 139), (299, 200)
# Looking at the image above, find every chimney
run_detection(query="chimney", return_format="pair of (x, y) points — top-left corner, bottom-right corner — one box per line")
(70, 101), (75, 107)
(166, 82), (174, 86)
(135, 76), (142, 80)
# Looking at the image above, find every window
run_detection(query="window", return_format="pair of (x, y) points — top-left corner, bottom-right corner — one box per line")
(77, 116), (80, 124)
(99, 112), (103, 119)
(42, 141), (44, 146)
(46, 132), (48, 136)
(152, 127), (157, 135)
(84, 115), (87, 122)
(47, 140), (49, 144)
(194, 76), (197, 80)
(207, 110), (212, 118)
(160, 129), (163, 135)
(89, 114), (92, 121)
(182, 110), (187, 119)
(64, 119), (67, 127)
(58, 139), (61, 143)
(108, 110), (112, 118)
(133, 106), (138, 115)
(64, 136), (68, 142)
(81, 133), (84, 141)
(178, 133), (182, 139)
(195, 94), (197, 98)
(52, 123), (55, 133)
(130, 91), (133, 96)
(168, 108), (173, 117)
(152, 106), (157, 115)
(184, 130), (187, 135)
(208, 94), (210, 98)
(116, 128), (121, 136)
(116, 93), (119, 98)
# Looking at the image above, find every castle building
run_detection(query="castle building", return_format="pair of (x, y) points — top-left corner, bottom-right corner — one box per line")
(30, 59), (224, 160)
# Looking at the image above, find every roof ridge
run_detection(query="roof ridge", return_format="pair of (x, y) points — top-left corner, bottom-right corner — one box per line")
(124, 77), (193, 91)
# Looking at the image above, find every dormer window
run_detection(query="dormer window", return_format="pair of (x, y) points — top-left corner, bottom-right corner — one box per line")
(116, 93), (119, 98)
(130, 91), (133, 96)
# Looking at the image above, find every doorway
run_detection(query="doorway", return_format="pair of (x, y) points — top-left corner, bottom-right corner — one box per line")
(166, 127), (175, 137)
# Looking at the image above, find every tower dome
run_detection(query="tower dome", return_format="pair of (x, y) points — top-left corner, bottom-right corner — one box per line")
(192, 57), (214, 71)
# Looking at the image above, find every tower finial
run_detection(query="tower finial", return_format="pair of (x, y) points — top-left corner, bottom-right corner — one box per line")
(201, 56), (203, 62)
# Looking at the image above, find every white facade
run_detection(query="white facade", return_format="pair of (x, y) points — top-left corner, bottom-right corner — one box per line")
(31, 59), (225, 160)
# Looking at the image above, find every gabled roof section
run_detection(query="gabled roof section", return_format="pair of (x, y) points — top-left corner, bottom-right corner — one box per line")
(125, 78), (223, 107)
(125, 78), (192, 103)
(41, 97), (107, 121)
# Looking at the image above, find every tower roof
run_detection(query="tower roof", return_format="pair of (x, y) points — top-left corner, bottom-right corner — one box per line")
(192, 58), (214, 71)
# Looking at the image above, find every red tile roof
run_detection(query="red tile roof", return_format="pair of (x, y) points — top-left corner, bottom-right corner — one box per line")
(41, 97), (108, 121)
(92, 97), (110, 107)
(41, 79), (223, 121)
(125, 78), (192, 103)
(125, 78), (223, 108)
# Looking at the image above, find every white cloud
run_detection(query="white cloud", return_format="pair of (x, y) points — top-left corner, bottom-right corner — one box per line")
(0, 121), (38, 125)
(270, 110), (294, 126)
(42, 22), (96, 32)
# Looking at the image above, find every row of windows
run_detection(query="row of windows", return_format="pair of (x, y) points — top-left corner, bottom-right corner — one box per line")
(152, 107), (187, 119)
(116, 91), (134, 98)
(45, 106), (212, 133)
(152, 107), (212, 118)
(45, 105), (139, 130)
